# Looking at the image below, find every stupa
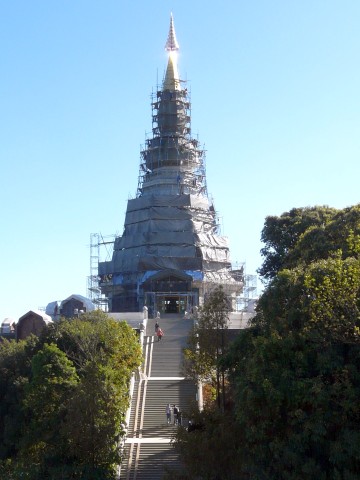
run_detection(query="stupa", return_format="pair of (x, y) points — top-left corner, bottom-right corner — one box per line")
(99, 14), (243, 315)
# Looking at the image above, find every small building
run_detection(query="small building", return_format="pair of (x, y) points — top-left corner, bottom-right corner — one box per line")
(0, 318), (17, 339)
(46, 294), (95, 320)
(16, 310), (53, 341)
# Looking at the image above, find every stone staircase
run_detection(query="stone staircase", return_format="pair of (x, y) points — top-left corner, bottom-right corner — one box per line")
(121, 315), (197, 479)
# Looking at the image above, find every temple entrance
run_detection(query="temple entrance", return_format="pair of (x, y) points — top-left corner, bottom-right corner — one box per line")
(144, 291), (197, 317)
(142, 269), (198, 317)
(159, 295), (185, 314)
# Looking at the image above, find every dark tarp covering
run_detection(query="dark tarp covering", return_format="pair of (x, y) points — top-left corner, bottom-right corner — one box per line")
(124, 219), (194, 236)
(115, 231), (196, 249)
(125, 206), (193, 224)
(127, 194), (209, 212)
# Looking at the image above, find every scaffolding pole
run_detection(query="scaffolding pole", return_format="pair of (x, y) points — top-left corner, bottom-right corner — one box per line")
(87, 233), (116, 310)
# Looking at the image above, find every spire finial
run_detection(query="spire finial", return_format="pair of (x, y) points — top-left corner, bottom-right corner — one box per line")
(165, 13), (179, 52)
(163, 13), (180, 90)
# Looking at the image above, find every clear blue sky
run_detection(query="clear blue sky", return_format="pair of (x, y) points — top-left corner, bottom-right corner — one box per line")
(1, 1), (360, 320)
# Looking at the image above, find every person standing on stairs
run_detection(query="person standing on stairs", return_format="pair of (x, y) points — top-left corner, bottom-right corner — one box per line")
(157, 327), (164, 341)
(177, 408), (182, 426)
(166, 403), (172, 424)
(173, 405), (179, 425)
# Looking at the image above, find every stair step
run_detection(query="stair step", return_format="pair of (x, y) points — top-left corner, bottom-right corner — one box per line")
(122, 315), (197, 479)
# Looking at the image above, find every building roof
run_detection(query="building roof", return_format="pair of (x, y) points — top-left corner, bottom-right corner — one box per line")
(46, 294), (96, 317)
(18, 310), (53, 324)
(61, 294), (95, 311)
(45, 301), (60, 317)
(1, 317), (17, 326)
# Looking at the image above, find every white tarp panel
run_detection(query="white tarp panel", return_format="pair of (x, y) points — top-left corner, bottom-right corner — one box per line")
(189, 195), (209, 210)
(203, 261), (232, 272)
(199, 246), (229, 263)
(204, 270), (239, 283)
(192, 220), (216, 234)
(196, 233), (229, 248)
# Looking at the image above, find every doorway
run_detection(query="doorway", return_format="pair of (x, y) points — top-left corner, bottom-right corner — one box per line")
(145, 292), (197, 316)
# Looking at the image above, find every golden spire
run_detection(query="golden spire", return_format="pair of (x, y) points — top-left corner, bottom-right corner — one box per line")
(163, 13), (180, 91)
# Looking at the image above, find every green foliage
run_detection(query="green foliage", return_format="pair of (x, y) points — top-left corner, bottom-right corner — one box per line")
(174, 203), (360, 479)
(20, 343), (79, 469)
(0, 338), (34, 460)
(231, 203), (360, 478)
(286, 205), (360, 270)
(303, 256), (360, 344)
(0, 311), (142, 479)
(229, 327), (360, 479)
(62, 361), (125, 472)
(259, 204), (360, 281)
(183, 286), (231, 409)
(42, 310), (141, 372)
(259, 205), (338, 280)
(184, 286), (231, 380)
(167, 409), (244, 480)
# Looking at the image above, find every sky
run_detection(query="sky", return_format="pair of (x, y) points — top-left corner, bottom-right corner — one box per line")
(1, 1), (360, 320)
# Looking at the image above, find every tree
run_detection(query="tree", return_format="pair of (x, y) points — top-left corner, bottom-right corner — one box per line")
(270, 204), (358, 273)
(0, 338), (33, 461)
(228, 259), (360, 479)
(172, 204), (360, 479)
(44, 312), (142, 477)
(20, 343), (79, 477)
(0, 311), (142, 479)
(184, 286), (231, 410)
(258, 206), (337, 280)
(166, 408), (243, 480)
(62, 362), (125, 478)
(226, 203), (360, 479)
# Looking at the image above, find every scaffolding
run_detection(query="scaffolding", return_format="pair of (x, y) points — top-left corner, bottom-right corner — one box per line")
(89, 232), (256, 314)
(87, 233), (116, 310)
(235, 262), (258, 312)
(136, 86), (208, 200)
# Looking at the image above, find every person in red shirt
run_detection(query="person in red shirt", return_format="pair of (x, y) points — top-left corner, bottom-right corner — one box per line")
(156, 327), (164, 341)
